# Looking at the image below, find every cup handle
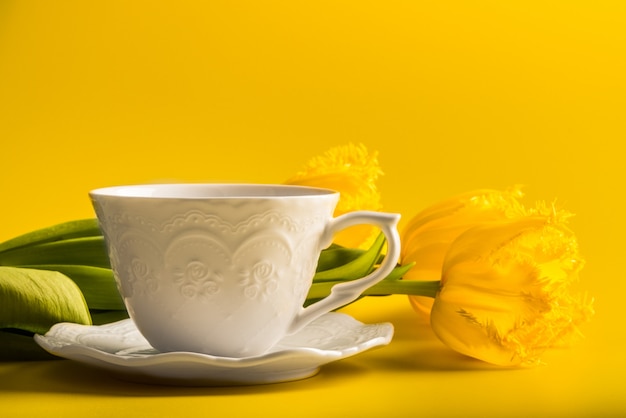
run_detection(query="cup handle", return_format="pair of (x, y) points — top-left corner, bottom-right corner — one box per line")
(287, 211), (401, 335)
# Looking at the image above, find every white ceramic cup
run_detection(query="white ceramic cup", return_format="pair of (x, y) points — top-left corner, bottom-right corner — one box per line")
(90, 184), (400, 357)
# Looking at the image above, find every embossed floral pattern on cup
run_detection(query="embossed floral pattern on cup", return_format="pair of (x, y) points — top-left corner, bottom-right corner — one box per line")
(174, 260), (222, 300)
(116, 232), (161, 297)
(239, 260), (279, 300)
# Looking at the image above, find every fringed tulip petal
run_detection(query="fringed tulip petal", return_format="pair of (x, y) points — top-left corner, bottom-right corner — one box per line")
(430, 215), (594, 366)
(401, 187), (527, 315)
(285, 143), (383, 248)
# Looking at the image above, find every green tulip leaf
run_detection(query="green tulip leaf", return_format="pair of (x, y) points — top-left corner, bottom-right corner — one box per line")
(381, 261), (415, 282)
(0, 218), (101, 254)
(316, 245), (366, 272)
(0, 266), (92, 335)
(0, 329), (58, 361)
(0, 236), (111, 268)
(313, 233), (385, 282)
(15, 264), (125, 310)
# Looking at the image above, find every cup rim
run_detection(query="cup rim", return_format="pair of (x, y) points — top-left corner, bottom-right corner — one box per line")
(89, 183), (339, 199)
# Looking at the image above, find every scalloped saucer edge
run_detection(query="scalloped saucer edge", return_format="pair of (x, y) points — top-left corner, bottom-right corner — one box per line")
(34, 312), (393, 386)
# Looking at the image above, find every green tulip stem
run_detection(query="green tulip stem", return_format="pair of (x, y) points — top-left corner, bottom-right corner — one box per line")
(308, 279), (440, 300)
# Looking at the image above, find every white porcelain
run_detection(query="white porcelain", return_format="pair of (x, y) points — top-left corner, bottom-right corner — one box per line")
(34, 312), (393, 386)
(90, 184), (400, 357)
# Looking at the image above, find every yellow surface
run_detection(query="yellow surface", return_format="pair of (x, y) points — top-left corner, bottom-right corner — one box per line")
(1, 1), (624, 417)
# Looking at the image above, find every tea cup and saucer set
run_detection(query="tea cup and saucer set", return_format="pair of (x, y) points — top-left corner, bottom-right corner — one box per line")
(35, 184), (400, 386)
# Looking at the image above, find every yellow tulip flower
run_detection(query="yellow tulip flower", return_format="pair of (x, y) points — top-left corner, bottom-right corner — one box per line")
(285, 143), (383, 248)
(401, 187), (526, 315)
(429, 213), (594, 366)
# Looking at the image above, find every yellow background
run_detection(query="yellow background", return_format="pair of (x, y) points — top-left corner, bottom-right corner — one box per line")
(1, 1), (624, 417)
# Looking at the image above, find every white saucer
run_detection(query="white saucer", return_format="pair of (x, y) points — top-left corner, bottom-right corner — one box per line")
(35, 312), (393, 386)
